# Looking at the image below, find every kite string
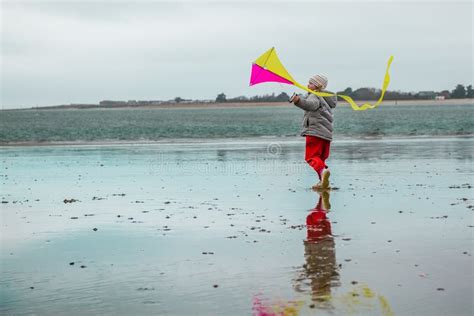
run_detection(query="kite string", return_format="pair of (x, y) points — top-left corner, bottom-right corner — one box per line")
(294, 56), (394, 111)
(252, 47), (394, 110)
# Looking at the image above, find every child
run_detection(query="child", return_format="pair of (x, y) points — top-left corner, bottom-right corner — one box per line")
(290, 75), (337, 190)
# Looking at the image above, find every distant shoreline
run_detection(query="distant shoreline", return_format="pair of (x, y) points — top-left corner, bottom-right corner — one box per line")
(2, 98), (473, 111)
(1, 134), (473, 148)
(128, 98), (474, 109)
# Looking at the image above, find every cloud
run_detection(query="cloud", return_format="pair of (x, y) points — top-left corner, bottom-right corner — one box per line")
(1, 1), (472, 108)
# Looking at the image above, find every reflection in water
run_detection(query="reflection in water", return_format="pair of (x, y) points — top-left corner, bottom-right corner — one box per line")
(289, 191), (394, 316)
(294, 190), (340, 310)
(252, 295), (304, 316)
(249, 187), (396, 315)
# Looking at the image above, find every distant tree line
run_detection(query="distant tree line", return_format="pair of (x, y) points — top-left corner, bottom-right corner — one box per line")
(215, 84), (473, 102)
(335, 84), (473, 100)
(33, 84), (472, 110)
(216, 92), (291, 103)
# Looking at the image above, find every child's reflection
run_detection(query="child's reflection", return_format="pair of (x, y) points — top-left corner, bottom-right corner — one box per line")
(294, 191), (340, 308)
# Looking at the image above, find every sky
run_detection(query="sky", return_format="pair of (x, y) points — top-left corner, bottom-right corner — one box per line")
(1, 0), (473, 109)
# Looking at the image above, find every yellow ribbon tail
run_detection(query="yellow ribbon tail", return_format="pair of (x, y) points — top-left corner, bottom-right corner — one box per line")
(295, 56), (394, 111)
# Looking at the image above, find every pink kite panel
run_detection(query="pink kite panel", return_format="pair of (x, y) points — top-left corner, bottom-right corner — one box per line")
(249, 64), (294, 86)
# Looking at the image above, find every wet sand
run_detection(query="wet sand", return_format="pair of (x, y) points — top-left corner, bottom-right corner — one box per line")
(1, 137), (473, 315)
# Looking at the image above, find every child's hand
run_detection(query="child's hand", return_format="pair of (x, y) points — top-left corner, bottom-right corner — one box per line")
(292, 95), (300, 104)
(289, 93), (300, 104)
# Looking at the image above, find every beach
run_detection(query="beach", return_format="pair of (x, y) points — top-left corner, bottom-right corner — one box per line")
(1, 137), (473, 315)
(2, 1), (473, 314)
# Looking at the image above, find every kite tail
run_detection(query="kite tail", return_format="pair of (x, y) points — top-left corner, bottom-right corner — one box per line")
(295, 56), (394, 111)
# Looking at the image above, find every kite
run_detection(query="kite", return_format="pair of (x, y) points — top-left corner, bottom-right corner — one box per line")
(249, 47), (394, 111)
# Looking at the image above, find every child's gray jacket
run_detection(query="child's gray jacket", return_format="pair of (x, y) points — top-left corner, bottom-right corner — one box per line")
(294, 92), (337, 141)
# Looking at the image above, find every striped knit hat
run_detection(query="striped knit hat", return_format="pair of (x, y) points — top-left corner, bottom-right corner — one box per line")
(309, 74), (328, 90)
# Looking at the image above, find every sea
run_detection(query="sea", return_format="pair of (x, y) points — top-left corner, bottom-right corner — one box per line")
(1, 103), (473, 144)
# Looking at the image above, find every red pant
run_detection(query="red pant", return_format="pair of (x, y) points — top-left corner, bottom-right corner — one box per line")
(305, 136), (331, 179)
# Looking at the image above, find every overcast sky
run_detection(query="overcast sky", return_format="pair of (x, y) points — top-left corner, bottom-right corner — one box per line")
(1, 0), (472, 109)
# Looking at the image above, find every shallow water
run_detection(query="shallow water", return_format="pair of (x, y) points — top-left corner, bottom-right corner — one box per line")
(1, 137), (473, 315)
